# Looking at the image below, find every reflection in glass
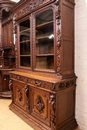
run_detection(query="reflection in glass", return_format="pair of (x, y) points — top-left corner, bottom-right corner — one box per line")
(35, 9), (54, 70)
(20, 57), (30, 67)
(19, 19), (31, 67)
(20, 19), (30, 31)
(20, 42), (30, 55)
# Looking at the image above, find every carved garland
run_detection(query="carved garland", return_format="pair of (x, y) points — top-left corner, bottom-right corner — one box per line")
(55, 0), (61, 75)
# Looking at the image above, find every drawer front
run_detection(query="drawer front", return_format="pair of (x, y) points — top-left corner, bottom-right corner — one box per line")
(30, 87), (51, 126)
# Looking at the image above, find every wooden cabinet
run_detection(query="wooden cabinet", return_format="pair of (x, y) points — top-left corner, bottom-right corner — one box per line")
(9, 0), (77, 130)
(0, 1), (16, 97)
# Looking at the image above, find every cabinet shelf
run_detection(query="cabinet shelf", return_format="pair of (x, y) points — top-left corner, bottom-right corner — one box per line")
(20, 55), (31, 56)
(20, 40), (30, 43)
(36, 21), (53, 29)
(36, 54), (54, 56)
(20, 28), (30, 34)
(36, 34), (53, 40)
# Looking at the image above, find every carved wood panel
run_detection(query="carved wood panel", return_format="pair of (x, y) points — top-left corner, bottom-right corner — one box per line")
(13, 81), (28, 111)
(31, 87), (50, 126)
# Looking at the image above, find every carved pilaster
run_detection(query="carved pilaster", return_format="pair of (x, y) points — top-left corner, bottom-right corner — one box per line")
(24, 85), (30, 112)
(13, 15), (18, 68)
(55, 0), (61, 75)
(49, 94), (56, 130)
(9, 79), (13, 102)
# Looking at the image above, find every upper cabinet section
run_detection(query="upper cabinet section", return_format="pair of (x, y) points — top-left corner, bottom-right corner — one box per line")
(12, 0), (75, 78)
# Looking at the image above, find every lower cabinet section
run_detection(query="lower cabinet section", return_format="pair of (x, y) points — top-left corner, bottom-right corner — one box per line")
(9, 71), (78, 130)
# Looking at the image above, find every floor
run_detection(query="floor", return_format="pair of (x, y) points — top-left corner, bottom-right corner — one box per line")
(0, 99), (80, 130)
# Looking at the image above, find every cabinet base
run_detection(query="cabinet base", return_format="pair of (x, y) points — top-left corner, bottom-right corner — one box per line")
(9, 103), (78, 130)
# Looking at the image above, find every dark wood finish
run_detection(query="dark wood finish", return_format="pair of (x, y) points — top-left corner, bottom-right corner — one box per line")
(0, 1), (16, 97)
(9, 0), (77, 130)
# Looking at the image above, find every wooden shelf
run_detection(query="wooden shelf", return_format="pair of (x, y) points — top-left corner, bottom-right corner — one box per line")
(36, 54), (54, 56)
(36, 20), (53, 28)
(20, 28), (30, 34)
(20, 40), (30, 43)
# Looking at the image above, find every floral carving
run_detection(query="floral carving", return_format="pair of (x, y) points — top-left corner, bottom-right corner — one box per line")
(35, 95), (45, 113)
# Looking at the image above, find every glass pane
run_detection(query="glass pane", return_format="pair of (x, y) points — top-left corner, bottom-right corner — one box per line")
(20, 30), (30, 42)
(19, 18), (31, 68)
(36, 38), (54, 54)
(36, 56), (54, 69)
(20, 19), (30, 31)
(36, 9), (53, 26)
(20, 56), (30, 67)
(35, 9), (54, 70)
(20, 42), (30, 55)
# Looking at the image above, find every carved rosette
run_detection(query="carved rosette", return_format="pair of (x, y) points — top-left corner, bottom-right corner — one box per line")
(35, 95), (45, 113)
(55, 0), (61, 75)
(24, 85), (30, 111)
(49, 94), (56, 130)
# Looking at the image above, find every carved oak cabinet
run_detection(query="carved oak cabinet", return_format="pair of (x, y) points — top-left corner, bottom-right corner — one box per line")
(9, 0), (77, 130)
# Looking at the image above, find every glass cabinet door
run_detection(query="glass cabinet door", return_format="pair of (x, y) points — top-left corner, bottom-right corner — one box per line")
(35, 9), (54, 70)
(19, 19), (31, 67)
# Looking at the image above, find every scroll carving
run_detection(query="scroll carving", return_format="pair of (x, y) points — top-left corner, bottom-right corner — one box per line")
(17, 88), (23, 101)
(16, 0), (52, 19)
(49, 94), (56, 130)
(59, 80), (75, 90)
(31, 79), (46, 88)
(35, 95), (45, 113)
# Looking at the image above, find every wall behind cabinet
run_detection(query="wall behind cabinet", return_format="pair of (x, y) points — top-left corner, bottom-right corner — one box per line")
(75, 0), (87, 130)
